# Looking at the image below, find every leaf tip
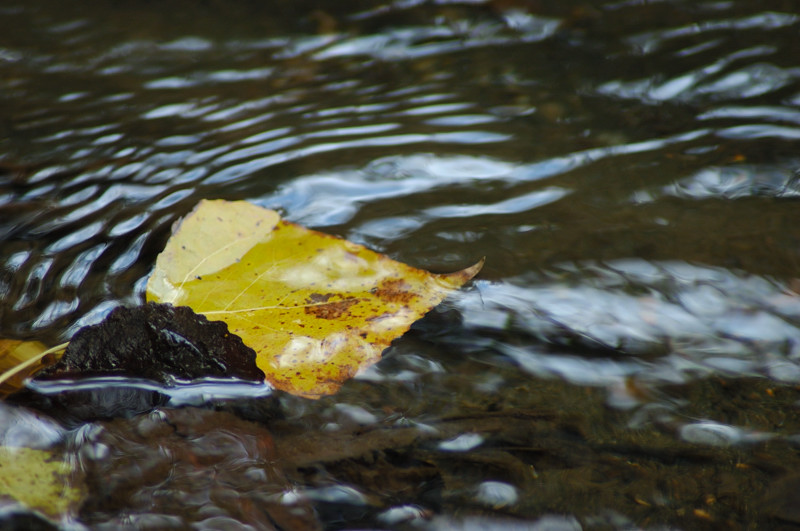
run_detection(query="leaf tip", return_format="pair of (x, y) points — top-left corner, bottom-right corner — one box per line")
(471, 256), (486, 277)
(454, 257), (485, 283)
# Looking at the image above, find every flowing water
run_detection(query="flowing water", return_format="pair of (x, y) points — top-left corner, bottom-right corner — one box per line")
(2, 0), (800, 529)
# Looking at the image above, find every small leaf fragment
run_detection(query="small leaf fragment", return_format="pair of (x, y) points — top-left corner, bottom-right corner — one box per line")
(146, 199), (483, 398)
(0, 445), (84, 521)
(0, 339), (53, 395)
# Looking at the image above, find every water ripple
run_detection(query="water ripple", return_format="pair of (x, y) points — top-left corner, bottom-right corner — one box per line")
(2, 1), (800, 526)
(454, 259), (800, 386)
(662, 164), (800, 199)
(629, 12), (799, 54)
(717, 123), (800, 140)
(1, 0), (799, 364)
(423, 187), (570, 218)
(313, 22), (548, 61)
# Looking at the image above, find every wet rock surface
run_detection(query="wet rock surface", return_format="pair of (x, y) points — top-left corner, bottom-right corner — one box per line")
(36, 303), (264, 384)
(10, 303), (268, 423)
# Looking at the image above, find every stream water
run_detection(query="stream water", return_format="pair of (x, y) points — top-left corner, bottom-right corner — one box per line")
(2, 0), (800, 529)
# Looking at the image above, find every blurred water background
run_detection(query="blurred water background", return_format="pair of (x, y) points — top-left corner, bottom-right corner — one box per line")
(2, 0), (800, 528)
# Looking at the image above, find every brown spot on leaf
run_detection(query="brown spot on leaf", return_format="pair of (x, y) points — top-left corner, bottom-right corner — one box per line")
(304, 297), (360, 320)
(372, 278), (416, 304)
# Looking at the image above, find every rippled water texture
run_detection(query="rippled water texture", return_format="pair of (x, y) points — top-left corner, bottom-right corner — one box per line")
(2, 0), (800, 528)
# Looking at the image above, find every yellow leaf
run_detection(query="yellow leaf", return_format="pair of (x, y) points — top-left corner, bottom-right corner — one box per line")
(0, 339), (64, 396)
(0, 445), (84, 520)
(147, 199), (483, 398)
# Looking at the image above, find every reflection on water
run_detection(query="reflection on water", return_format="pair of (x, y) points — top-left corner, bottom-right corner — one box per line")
(458, 259), (800, 380)
(2, 0), (800, 527)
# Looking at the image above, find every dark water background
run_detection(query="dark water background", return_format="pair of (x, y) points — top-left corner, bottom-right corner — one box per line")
(2, 0), (800, 529)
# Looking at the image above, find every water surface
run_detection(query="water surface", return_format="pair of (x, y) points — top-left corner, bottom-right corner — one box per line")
(1, 0), (800, 528)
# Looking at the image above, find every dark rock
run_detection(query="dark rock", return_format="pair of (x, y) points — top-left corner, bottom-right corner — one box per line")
(36, 302), (265, 384)
(10, 303), (271, 424)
